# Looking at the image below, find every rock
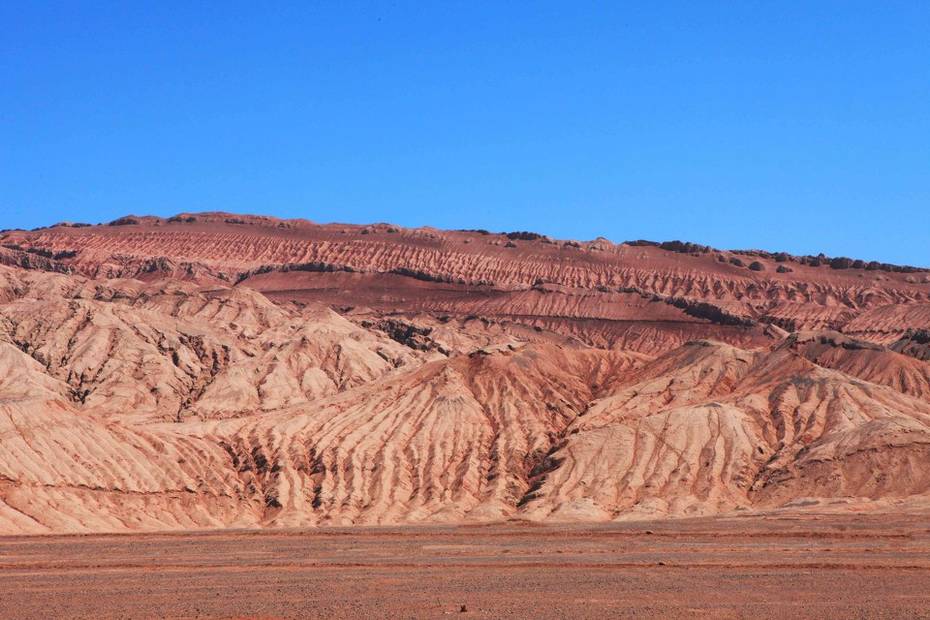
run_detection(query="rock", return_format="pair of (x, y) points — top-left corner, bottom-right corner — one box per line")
(1, 213), (929, 535)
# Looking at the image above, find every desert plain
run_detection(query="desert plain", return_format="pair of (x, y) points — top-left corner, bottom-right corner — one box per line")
(2, 513), (930, 619)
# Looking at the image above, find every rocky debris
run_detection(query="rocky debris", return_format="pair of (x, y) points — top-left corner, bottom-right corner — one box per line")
(891, 329), (930, 361)
(505, 231), (545, 241)
(763, 323), (789, 339)
(782, 330), (884, 351)
(662, 296), (756, 327)
(361, 318), (451, 355)
(733, 249), (926, 274)
(627, 239), (712, 254)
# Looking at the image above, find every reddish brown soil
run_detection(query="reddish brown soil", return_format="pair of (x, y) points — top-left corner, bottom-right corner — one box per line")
(5, 212), (930, 351)
(2, 514), (929, 619)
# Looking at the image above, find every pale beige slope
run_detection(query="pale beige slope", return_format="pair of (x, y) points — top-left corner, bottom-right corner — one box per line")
(198, 339), (930, 528)
(3, 333), (930, 534)
(519, 343), (930, 521)
(781, 330), (930, 400)
(518, 341), (772, 520)
(0, 265), (653, 532)
(0, 266), (430, 423)
(201, 344), (647, 527)
(0, 343), (261, 534)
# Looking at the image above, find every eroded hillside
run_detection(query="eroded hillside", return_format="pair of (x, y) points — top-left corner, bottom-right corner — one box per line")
(1, 213), (929, 533)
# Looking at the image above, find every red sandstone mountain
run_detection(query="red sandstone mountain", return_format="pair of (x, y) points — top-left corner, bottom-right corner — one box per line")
(1, 213), (929, 533)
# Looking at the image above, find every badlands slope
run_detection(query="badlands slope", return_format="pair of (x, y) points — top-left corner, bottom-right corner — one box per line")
(1, 213), (929, 533)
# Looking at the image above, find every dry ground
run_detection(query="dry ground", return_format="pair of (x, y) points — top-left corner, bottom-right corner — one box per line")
(1, 513), (930, 619)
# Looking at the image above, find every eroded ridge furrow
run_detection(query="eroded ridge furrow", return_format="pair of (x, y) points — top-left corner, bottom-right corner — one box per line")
(1, 216), (930, 534)
(5, 217), (929, 340)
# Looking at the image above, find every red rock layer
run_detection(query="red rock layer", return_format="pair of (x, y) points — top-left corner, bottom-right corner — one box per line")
(1, 214), (929, 534)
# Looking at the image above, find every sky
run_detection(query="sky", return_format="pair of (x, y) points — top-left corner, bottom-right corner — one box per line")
(2, 2), (928, 265)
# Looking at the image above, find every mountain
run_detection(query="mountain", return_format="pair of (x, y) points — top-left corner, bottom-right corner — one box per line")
(1, 213), (929, 533)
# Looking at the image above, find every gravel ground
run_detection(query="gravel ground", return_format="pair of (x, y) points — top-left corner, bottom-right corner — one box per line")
(1, 514), (929, 619)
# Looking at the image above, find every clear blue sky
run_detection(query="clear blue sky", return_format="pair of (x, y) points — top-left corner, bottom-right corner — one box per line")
(2, 2), (928, 265)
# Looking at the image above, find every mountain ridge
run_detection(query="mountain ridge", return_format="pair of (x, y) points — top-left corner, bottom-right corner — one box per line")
(1, 212), (929, 534)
